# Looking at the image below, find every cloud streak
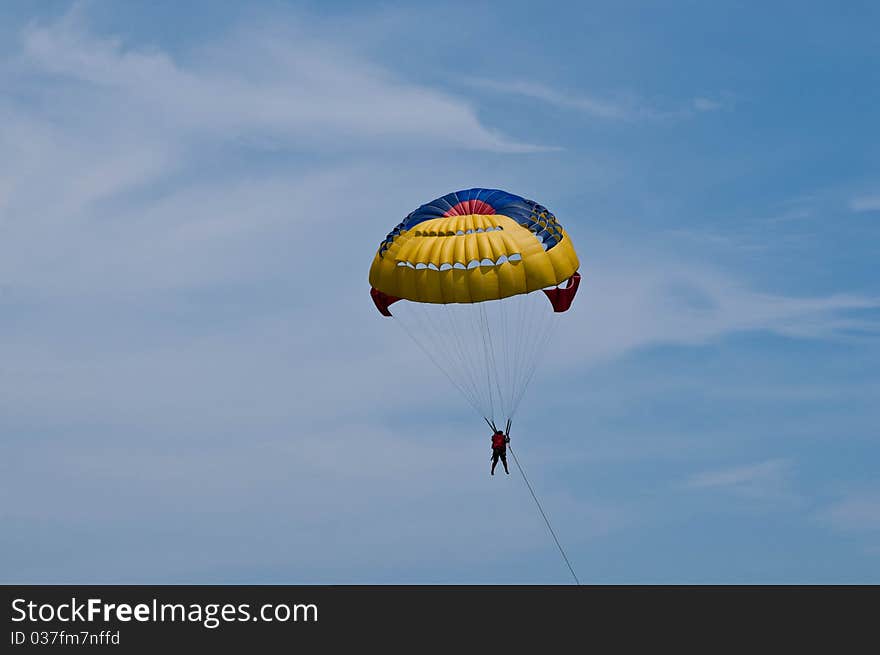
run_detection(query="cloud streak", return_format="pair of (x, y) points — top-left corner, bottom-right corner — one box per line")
(817, 492), (880, 533)
(14, 11), (547, 154)
(468, 78), (643, 120)
(468, 78), (726, 121)
(682, 459), (801, 507)
(552, 249), (880, 370)
(849, 195), (880, 212)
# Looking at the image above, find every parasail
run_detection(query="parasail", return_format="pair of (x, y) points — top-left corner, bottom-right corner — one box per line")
(369, 188), (582, 430)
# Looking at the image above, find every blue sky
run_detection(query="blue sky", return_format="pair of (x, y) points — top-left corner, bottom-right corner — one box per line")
(1, 0), (878, 583)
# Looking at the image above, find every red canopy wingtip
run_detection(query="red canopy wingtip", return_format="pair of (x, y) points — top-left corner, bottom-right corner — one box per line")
(370, 287), (401, 317)
(543, 272), (581, 312)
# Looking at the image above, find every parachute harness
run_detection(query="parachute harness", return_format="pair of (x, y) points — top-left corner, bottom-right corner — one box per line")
(484, 418), (581, 586)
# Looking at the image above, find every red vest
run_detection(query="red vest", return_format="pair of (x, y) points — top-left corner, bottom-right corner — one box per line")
(491, 433), (506, 449)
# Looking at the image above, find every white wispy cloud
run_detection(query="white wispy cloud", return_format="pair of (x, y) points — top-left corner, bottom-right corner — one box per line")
(849, 195), (880, 212)
(692, 97), (723, 112)
(14, 11), (547, 154)
(468, 78), (726, 120)
(817, 492), (880, 532)
(467, 78), (644, 120)
(551, 248), (880, 370)
(685, 459), (798, 503)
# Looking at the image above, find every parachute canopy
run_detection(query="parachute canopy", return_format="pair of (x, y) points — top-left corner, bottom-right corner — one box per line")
(369, 188), (579, 309)
(369, 188), (581, 424)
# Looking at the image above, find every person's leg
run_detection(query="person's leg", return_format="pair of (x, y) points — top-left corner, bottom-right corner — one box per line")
(501, 451), (509, 474)
(491, 450), (498, 475)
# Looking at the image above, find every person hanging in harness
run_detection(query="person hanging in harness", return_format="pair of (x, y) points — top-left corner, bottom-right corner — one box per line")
(490, 429), (510, 476)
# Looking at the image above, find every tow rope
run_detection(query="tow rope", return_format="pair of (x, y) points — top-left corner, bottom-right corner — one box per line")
(497, 418), (580, 585)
